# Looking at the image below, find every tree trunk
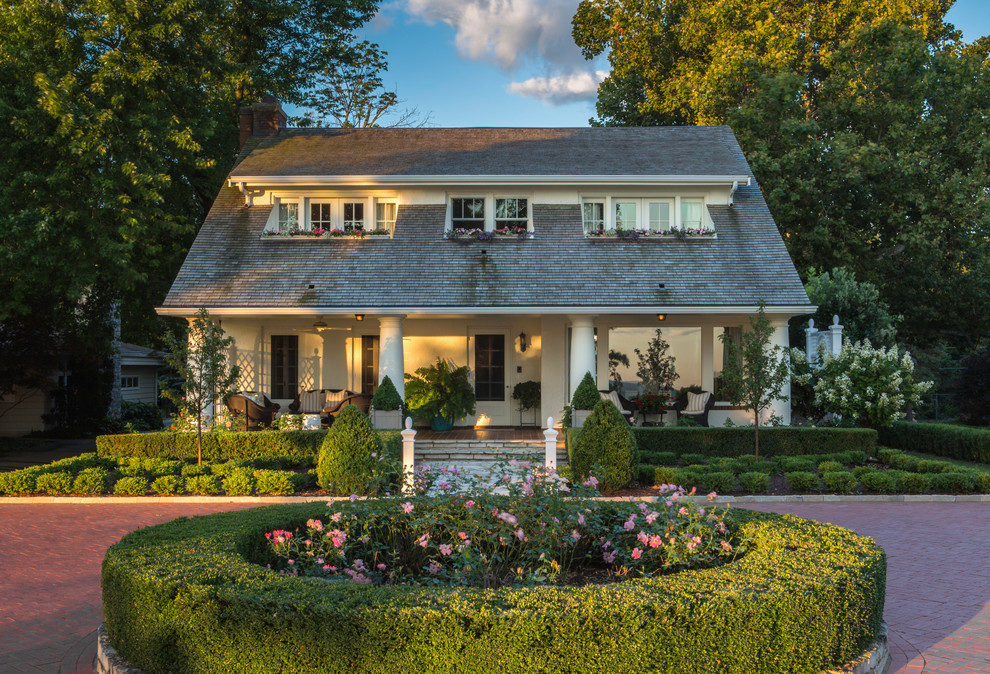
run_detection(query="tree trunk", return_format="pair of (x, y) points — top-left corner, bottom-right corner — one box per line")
(754, 411), (761, 462)
(196, 415), (203, 466)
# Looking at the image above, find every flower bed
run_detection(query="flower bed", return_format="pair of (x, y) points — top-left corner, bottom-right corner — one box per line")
(102, 496), (885, 673)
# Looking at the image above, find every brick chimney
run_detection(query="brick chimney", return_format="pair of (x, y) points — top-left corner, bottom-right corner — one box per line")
(239, 95), (288, 148)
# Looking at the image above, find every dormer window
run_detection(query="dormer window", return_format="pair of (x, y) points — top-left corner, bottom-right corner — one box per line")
(310, 202), (332, 230)
(451, 198), (485, 228)
(495, 198), (528, 230)
(582, 196), (712, 236)
(376, 201), (397, 230)
(343, 201), (365, 232)
(278, 202), (300, 231)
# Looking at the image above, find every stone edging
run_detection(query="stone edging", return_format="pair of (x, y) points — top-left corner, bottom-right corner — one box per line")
(4, 493), (989, 505)
(96, 622), (890, 674)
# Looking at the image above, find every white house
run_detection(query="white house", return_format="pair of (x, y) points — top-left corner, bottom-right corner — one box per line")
(157, 99), (812, 428)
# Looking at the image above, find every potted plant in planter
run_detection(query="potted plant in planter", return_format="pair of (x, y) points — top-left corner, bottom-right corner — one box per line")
(404, 358), (477, 431)
(634, 390), (672, 425)
(512, 380), (541, 425)
(570, 372), (600, 428)
(370, 375), (403, 429)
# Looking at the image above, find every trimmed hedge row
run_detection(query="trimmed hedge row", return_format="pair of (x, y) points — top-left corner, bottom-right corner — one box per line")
(878, 421), (990, 464)
(569, 427), (876, 462)
(96, 430), (401, 462)
(102, 503), (885, 673)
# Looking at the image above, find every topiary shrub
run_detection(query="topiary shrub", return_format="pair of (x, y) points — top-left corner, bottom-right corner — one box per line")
(316, 405), (387, 496)
(72, 467), (110, 495)
(680, 453), (706, 466)
(144, 458), (183, 478)
(185, 475), (220, 495)
(894, 472), (930, 493)
(702, 471), (736, 494)
(36, 471), (73, 495)
(653, 466), (678, 486)
(822, 471), (858, 494)
(570, 399), (635, 493)
(181, 464), (206, 477)
(0, 467), (41, 495)
(915, 459), (951, 474)
(930, 472), (976, 494)
(860, 471), (895, 494)
(786, 471), (820, 492)
(254, 470), (296, 496)
(114, 477), (149, 496)
(817, 460), (844, 474)
(151, 475), (183, 495)
(738, 471), (770, 493)
(371, 375), (403, 411)
(783, 457), (816, 473)
(222, 470), (256, 496)
(851, 465), (876, 479)
(571, 371), (600, 410)
(844, 450), (867, 465)
(975, 473), (990, 494)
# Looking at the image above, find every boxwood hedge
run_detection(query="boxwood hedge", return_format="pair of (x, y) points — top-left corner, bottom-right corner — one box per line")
(878, 421), (990, 464)
(102, 503), (885, 674)
(96, 430), (401, 463)
(569, 427), (876, 463)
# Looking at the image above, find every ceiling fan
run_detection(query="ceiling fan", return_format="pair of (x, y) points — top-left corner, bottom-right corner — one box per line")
(293, 317), (352, 334)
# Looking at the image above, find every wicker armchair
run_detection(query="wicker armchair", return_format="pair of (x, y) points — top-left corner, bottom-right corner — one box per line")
(226, 393), (280, 431)
(671, 390), (715, 427)
(324, 392), (373, 416)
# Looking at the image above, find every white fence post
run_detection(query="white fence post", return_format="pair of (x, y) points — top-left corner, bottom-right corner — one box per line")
(828, 315), (844, 357)
(401, 416), (416, 494)
(543, 416), (559, 470)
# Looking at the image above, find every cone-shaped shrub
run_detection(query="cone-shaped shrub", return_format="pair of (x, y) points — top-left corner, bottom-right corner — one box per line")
(371, 375), (402, 411)
(317, 405), (384, 495)
(571, 371), (600, 410)
(571, 399), (635, 493)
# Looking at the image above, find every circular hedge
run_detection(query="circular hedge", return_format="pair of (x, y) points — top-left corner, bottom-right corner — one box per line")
(102, 503), (885, 673)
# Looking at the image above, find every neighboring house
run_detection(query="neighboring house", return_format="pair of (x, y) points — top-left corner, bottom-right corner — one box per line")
(157, 99), (813, 427)
(118, 343), (164, 406)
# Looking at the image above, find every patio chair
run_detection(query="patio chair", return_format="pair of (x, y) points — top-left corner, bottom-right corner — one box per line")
(672, 390), (715, 427)
(226, 392), (280, 431)
(599, 389), (636, 424)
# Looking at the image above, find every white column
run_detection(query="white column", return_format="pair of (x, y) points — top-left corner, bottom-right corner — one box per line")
(701, 323), (714, 393)
(828, 315), (844, 357)
(378, 315), (406, 400)
(770, 319), (791, 426)
(569, 315), (597, 398)
(543, 416), (558, 470)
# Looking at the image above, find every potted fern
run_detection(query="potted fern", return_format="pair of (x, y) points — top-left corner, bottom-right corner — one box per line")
(370, 375), (403, 430)
(404, 358), (477, 431)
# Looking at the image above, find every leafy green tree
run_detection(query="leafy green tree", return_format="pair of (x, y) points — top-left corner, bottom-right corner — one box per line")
(0, 0), (381, 395)
(294, 40), (430, 128)
(573, 3), (990, 349)
(634, 329), (678, 394)
(162, 309), (239, 465)
(719, 302), (789, 459)
(793, 267), (901, 347)
(607, 349), (629, 391)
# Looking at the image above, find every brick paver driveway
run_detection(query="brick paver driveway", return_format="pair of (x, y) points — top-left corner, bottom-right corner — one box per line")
(0, 501), (987, 673)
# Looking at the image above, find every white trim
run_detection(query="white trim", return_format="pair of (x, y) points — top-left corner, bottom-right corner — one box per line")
(158, 305), (816, 317)
(229, 175), (752, 187)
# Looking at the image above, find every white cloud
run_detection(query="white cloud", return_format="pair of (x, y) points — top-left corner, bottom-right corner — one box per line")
(405, 0), (587, 71)
(508, 69), (607, 105)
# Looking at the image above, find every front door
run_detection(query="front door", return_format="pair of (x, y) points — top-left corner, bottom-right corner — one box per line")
(471, 331), (509, 425)
(361, 336), (379, 395)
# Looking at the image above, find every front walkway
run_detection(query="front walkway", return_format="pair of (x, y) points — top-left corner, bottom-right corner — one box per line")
(0, 501), (987, 673)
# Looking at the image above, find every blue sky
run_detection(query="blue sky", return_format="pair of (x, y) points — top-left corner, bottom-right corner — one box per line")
(351, 0), (990, 128)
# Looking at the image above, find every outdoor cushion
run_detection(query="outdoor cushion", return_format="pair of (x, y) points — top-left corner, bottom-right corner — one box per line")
(600, 390), (633, 416)
(300, 390), (326, 414)
(324, 390), (349, 407)
(686, 391), (709, 413)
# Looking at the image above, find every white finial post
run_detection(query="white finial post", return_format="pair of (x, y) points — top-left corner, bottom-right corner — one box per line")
(543, 416), (559, 470)
(401, 416), (416, 494)
(829, 315), (844, 357)
(805, 318), (820, 367)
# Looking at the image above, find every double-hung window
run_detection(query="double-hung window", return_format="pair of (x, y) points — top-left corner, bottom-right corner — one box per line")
(494, 198), (528, 231)
(614, 201), (638, 230)
(681, 199), (704, 229)
(582, 201), (605, 234)
(343, 201), (365, 232)
(277, 201), (299, 231)
(376, 201), (397, 232)
(647, 200), (673, 232)
(310, 202), (333, 230)
(451, 197), (485, 229)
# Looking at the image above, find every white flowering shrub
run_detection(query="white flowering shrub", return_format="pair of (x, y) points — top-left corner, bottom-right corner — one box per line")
(814, 340), (932, 428)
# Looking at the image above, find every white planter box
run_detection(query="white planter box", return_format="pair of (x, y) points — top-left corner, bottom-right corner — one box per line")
(372, 409), (403, 430)
(302, 414), (321, 430)
(572, 410), (593, 429)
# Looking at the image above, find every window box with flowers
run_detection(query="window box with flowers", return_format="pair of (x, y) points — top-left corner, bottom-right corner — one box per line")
(445, 225), (533, 241)
(262, 228), (392, 240)
(585, 228), (716, 241)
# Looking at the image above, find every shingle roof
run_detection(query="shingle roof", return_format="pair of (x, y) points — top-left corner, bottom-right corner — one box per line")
(229, 126), (752, 178)
(163, 127), (811, 312)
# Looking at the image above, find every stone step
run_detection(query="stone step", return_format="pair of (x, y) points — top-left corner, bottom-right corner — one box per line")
(414, 438), (566, 464)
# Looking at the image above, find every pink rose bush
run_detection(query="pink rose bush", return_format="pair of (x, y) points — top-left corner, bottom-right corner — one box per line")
(265, 458), (745, 588)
